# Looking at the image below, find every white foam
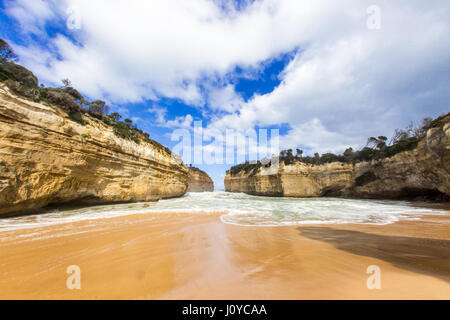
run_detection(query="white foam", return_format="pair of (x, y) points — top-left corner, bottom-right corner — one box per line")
(0, 192), (447, 232)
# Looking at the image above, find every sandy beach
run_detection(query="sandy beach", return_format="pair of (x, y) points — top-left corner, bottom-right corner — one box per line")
(0, 209), (449, 300)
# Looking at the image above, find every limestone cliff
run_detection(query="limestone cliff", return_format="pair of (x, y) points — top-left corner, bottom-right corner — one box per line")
(0, 84), (189, 216)
(225, 114), (449, 201)
(225, 162), (353, 197)
(187, 167), (214, 192)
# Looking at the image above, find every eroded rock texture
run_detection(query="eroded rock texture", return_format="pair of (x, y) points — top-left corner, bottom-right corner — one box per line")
(187, 167), (214, 192)
(0, 85), (189, 216)
(225, 114), (449, 201)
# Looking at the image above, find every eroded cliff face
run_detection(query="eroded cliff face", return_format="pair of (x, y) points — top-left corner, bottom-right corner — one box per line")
(225, 162), (354, 197)
(0, 85), (189, 216)
(225, 114), (450, 201)
(187, 168), (214, 192)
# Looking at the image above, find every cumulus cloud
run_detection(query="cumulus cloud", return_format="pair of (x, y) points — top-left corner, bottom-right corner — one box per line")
(166, 114), (195, 129)
(147, 105), (168, 124)
(6, 0), (450, 156)
(200, 0), (450, 153)
(7, 0), (364, 102)
(207, 84), (244, 113)
(6, 0), (55, 34)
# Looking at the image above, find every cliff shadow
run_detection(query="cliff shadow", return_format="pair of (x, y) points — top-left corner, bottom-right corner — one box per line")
(297, 227), (450, 282)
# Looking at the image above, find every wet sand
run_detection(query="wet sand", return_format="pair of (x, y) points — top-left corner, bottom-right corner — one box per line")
(0, 211), (449, 300)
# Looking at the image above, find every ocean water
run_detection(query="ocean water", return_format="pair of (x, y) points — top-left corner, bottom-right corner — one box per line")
(0, 192), (446, 231)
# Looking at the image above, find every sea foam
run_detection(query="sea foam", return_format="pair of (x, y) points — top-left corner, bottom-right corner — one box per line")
(0, 192), (446, 231)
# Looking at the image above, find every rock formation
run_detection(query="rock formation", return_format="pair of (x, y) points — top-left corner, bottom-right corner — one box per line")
(225, 113), (449, 201)
(187, 167), (214, 192)
(0, 84), (189, 217)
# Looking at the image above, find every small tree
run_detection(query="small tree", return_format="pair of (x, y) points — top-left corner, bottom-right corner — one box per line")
(61, 78), (72, 88)
(321, 153), (340, 163)
(412, 118), (432, 140)
(367, 136), (388, 150)
(110, 112), (122, 121)
(0, 38), (18, 62)
(124, 118), (133, 127)
(391, 128), (410, 145)
(89, 100), (109, 116)
(343, 147), (354, 162)
(314, 153), (320, 164)
(390, 118), (432, 145)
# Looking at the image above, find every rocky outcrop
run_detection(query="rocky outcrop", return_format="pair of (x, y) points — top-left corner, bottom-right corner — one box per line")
(187, 167), (214, 192)
(0, 84), (189, 217)
(225, 114), (450, 201)
(225, 162), (354, 197)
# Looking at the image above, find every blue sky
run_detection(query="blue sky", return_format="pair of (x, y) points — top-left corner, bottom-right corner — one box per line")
(1, 0), (449, 189)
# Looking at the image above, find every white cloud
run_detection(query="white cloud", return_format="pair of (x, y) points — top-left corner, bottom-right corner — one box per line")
(147, 105), (168, 124)
(207, 84), (244, 112)
(200, 0), (450, 153)
(6, 0), (450, 156)
(166, 114), (194, 129)
(8, 0), (360, 103)
(279, 119), (361, 155)
(146, 105), (194, 129)
(6, 0), (55, 34)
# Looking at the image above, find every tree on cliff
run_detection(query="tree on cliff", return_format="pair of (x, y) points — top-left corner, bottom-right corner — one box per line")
(89, 100), (110, 117)
(367, 136), (388, 150)
(61, 78), (72, 88)
(110, 112), (122, 121)
(0, 39), (18, 62)
(343, 147), (355, 162)
(314, 153), (320, 164)
(391, 118), (432, 144)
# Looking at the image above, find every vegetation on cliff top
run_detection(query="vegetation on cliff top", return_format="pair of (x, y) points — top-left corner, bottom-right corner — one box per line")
(187, 166), (211, 176)
(229, 113), (448, 176)
(0, 38), (172, 155)
(0, 39), (17, 62)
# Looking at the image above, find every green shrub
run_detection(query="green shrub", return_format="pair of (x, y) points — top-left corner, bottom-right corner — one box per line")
(0, 38), (18, 62)
(354, 147), (377, 162)
(63, 87), (85, 102)
(0, 59), (164, 151)
(45, 88), (82, 113)
(4, 80), (40, 100)
(80, 133), (91, 142)
(382, 137), (418, 158)
(89, 100), (109, 118)
(229, 162), (261, 176)
(0, 61), (38, 86)
(321, 153), (347, 163)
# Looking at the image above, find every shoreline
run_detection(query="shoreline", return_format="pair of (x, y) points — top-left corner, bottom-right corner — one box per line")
(0, 210), (448, 300)
(1, 192), (448, 221)
(225, 191), (450, 203)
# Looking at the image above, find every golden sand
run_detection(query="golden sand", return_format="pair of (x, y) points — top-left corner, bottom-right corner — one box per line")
(0, 211), (449, 300)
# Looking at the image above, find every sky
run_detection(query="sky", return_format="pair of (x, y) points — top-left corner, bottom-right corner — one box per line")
(0, 0), (449, 189)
